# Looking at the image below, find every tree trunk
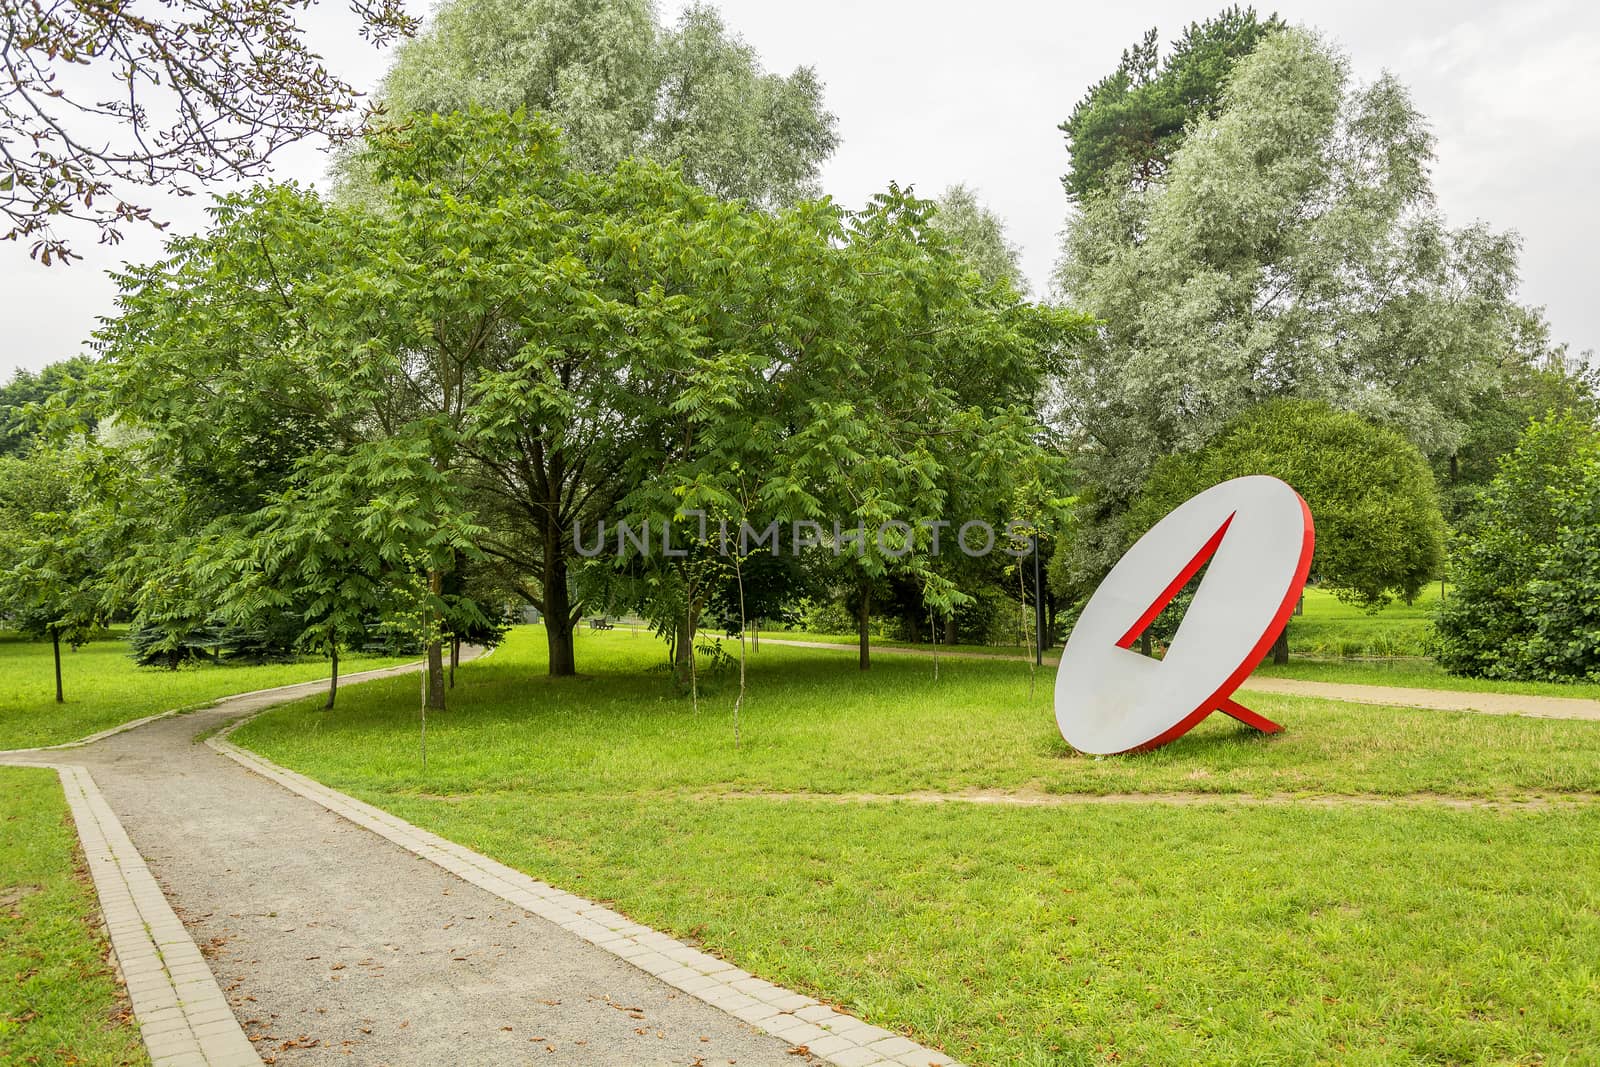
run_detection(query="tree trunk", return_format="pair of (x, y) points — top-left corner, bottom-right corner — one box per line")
(674, 609), (694, 676)
(426, 639), (446, 709)
(733, 562), (747, 749)
(425, 570), (447, 711)
(325, 642), (339, 710)
(52, 628), (63, 704)
(543, 548), (577, 677)
(449, 636), (459, 688)
(858, 588), (871, 671)
(1139, 632), (1153, 657)
(1045, 596), (1058, 651)
(1271, 624), (1290, 666)
(943, 612), (957, 646)
(678, 591), (701, 712)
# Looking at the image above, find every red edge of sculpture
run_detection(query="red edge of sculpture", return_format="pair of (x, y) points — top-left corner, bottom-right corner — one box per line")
(1120, 492), (1316, 754)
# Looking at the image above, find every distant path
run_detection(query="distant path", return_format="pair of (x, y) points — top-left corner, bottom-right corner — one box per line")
(761, 639), (1600, 722)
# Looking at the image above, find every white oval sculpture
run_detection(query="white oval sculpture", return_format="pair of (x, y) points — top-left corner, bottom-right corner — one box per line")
(1055, 475), (1314, 755)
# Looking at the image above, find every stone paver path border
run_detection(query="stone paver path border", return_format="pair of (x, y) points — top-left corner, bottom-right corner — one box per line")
(761, 639), (1600, 721)
(0, 659), (428, 1067)
(208, 715), (961, 1067)
(0, 759), (260, 1067)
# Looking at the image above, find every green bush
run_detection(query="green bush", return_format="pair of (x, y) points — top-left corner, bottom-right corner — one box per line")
(127, 618), (300, 668)
(1436, 414), (1600, 681)
(1132, 399), (1446, 611)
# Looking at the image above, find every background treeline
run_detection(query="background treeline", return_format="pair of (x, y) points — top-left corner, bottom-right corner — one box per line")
(3, 2), (1597, 697)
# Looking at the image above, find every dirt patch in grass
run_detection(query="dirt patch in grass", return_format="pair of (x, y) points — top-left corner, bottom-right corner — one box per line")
(696, 787), (1600, 812)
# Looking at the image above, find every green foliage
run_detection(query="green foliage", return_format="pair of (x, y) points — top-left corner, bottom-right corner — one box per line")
(628, 182), (1088, 653)
(93, 108), (1080, 683)
(0, 446), (111, 659)
(1264, 584), (1438, 658)
(1131, 400), (1445, 609)
(355, 0), (836, 209)
(1436, 346), (1600, 519)
(792, 597), (859, 637)
(929, 184), (1025, 291)
(0, 358), (95, 457)
(1436, 414), (1600, 681)
(1059, 6), (1282, 201)
(124, 614), (317, 669)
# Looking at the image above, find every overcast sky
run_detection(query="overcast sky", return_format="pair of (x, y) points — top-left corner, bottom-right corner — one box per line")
(4, 0), (1596, 380)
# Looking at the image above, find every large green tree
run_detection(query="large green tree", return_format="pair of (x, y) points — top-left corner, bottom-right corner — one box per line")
(0, 446), (111, 702)
(92, 109), (956, 686)
(350, 0), (836, 208)
(1059, 6), (1282, 202)
(92, 107), (1089, 688)
(636, 182), (1088, 668)
(1054, 27), (1545, 590)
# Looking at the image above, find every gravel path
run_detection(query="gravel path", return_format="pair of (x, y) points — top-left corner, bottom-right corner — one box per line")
(1238, 675), (1600, 719)
(5, 667), (813, 1066)
(761, 639), (1600, 721)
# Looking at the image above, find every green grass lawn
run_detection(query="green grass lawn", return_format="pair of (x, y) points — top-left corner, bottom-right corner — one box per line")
(0, 631), (412, 751)
(234, 626), (1600, 1065)
(0, 767), (147, 1066)
(1278, 585), (1439, 658)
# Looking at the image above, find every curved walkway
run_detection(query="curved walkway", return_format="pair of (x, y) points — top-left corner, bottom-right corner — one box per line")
(761, 639), (1600, 721)
(2, 661), (954, 1067)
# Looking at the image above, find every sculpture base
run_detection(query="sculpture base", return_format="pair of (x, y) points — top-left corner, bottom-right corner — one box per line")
(1216, 697), (1284, 734)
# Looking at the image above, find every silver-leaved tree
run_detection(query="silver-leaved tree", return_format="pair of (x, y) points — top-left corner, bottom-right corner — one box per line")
(1052, 26), (1566, 595)
(339, 0), (837, 210)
